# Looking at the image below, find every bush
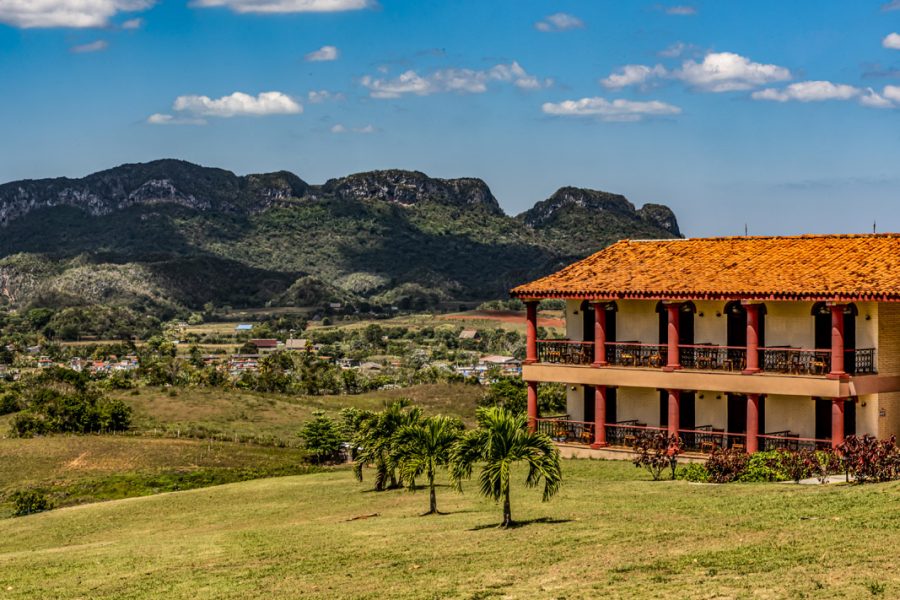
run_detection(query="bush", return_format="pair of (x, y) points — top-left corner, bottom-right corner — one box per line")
(10, 489), (52, 516)
(632, 433), (682, 481)
(10, 386), (131, 438)
(705, 448), (749, 483)
(738, 451), (789, 482)
(0, 391), (21, 415)
(838, 435), (900, 483)
(298, 411), (345, 464)
(676, 463), (709, 482)
(773, 449), (815, 483)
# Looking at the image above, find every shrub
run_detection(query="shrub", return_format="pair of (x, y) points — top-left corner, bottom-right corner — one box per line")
(298, 411), (345, 464)
(738, 451), (789, 482)
(811, 449), (841, 484)
(0, 391), (21, 415)
(773, 449), (816, 483)
(676, 463), (709, 482)
(838, 435), (900, 483)
(705, 448), (749, 483)
(10, 386), (131, 437)
(632, 433), (682, 481)
(10, 489), (52, 516)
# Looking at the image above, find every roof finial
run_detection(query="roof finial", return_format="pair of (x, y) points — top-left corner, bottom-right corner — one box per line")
(744, 223), (748, 237)
(874, 220), (877, 234)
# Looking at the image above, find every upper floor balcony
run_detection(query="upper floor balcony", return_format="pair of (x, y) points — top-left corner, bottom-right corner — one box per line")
(535, 339), (876, 376)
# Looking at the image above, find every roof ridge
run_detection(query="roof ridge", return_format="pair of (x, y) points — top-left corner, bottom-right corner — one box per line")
(624, 233), (900, 243)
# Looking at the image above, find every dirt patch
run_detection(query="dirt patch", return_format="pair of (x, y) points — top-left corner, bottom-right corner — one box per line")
(440, 310), (565, 328)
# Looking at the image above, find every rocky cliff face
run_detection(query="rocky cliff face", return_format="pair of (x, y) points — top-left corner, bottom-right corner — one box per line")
(319, 169), (502, 214)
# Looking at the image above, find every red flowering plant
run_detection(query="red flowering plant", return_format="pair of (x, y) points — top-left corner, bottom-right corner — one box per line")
(632, 432), (683, 481)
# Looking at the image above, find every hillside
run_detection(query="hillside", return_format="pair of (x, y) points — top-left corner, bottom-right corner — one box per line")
(0, 160), (681, 313)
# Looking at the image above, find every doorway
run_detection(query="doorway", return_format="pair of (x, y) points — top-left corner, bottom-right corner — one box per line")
(815, 398), (857, 440)
(581, 301), (616, 344)
(813, 303), (857, 374)
(726, 394), (765, 435)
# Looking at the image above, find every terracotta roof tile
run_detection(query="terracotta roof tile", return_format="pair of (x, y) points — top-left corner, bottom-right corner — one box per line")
(511, 234), (900, 302)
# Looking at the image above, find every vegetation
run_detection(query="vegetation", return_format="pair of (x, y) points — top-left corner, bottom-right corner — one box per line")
(297, 411), (345, 464)
(10, 489), (51, 517)
(1, 460), (898, 598)
(631, 432), (682, 481)
(450, 406), (561, 527)
(395, 415), (464, 514)
(838, 434), (900, 483)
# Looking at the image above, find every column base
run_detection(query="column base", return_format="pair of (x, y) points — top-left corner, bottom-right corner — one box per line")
(591, 361), (608, 368)
(826, 372), (848, 380)
(662, 366), (683, 372)
(590, 442), (609, 449)
(523, 359), (537, 365)
(741, 368), (760, 375)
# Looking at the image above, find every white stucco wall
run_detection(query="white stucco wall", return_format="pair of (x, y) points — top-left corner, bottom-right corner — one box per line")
(856, 302), (877, 350)
(615, 300), (661, 344)
(693, 301), (728, 346)
(565, 300), (583, 341)
(857, 394), (878, 437)
(616, 387), (661, 426)
(566, 384), (584, 421)
(764, 302), (815, 348)
(764, 394), (815, 439)
(695, 392), (727, 430)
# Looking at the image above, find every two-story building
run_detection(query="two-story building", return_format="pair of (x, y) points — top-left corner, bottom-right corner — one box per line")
(511, 234), (900, 453)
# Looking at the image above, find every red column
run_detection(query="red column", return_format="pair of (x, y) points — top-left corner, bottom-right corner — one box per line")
(667, 389), (680, 437)
(591, 386), (608, 448)
(744, 303), (761, 374)
(828, 304), (845, 378)
(592, 303), (607, 367)
(746, 394), (760, 453)
(527, 381), (538, 432)
(525, 301), (538, 364)
(665, 303), (682, 370)
(831, 399), (845, 449)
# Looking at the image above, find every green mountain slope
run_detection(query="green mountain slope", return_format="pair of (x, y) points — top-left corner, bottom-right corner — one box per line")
(0, 160), (681, 312)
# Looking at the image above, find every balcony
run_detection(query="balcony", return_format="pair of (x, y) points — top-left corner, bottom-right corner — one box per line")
(535, 418), (831, 453)
(535, 340), (877, 376)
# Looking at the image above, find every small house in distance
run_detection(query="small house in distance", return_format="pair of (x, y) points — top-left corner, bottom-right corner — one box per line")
(235, 324), (253, 332)
(249, 339), (280, 353)
(286, 338), (311, 352)
(459, 329), (480, 341)
(512, 234), (900, 455)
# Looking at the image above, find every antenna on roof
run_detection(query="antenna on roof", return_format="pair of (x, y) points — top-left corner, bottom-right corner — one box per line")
(874, 220), (877, 234)
(744, 223), (748, 236)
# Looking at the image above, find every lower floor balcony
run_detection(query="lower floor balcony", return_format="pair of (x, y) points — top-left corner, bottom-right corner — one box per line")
(535, 417), (831, 454)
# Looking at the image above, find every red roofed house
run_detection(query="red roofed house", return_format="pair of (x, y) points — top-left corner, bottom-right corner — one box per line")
(511, 234), (900, 454)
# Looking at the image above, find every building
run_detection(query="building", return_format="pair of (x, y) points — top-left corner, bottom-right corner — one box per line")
(510, 234), (900, 454)
(459, 329), (480, 341)
(248, 339), (280, 353)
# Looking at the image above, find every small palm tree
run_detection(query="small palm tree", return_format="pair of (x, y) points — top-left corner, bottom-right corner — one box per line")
(450, 406), (562, 528)
(351, 400), (422, 491)
(395, 416), (464, 515)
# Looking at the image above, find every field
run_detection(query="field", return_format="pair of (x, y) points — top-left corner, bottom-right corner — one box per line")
(116, 382), (483, 443)
(1, 459), (898, 599)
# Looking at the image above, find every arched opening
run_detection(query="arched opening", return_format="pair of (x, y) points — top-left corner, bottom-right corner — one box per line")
(656, 301), (695, 345)
(812, 302), (857, 374)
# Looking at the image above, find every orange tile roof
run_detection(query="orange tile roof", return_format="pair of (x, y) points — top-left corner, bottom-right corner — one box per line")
(511, 234), (900, 302)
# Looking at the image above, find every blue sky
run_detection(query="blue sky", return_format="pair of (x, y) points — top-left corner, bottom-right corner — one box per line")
(2, 1), (900, 236)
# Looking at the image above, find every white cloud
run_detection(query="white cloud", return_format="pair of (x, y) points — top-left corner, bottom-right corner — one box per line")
(601, 64), (667, 90)
(860, 88), (894, 109)
(361, 61), (550, 98)
(121, 17), (143, 28)
(883, 85), (900, 102)
(658, 42), (688, 58)
(305, 45), (338, 62)
(882, 1), (900, 12)
(542, 97), (681, 121)
(883, 33), (900, 50)
(147, 113), (206, 126)
(307, 90), (343, 103)
(190, 0), (371, 13)
(70, 39), (108, 53)
(0, 0), (153, 28)
(665, 5), (696, 15)
(331, 123), (375, 134)
(171, 91), (302, 117)
(534, 12), (583, 32)
(675, 52), (791, 92)
(751, 81), (860, 102)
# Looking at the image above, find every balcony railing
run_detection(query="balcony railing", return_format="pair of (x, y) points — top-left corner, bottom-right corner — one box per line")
(536, 340), (593, 365)
(535, 418), (831, 453)
(534, 339), (876, 376)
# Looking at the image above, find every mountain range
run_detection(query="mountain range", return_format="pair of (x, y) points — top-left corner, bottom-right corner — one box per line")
(0, 159), (681, 315)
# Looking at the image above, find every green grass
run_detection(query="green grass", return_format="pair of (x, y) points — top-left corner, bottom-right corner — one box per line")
(116, 383), (483, 444)
(0, 435), (312, 517)
(1, 459), (898, 599)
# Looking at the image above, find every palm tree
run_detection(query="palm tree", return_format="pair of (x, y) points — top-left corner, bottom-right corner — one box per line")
(450, 406), (562, 528)
(394, 416), (464, 515)
(351, 400), (422, 491)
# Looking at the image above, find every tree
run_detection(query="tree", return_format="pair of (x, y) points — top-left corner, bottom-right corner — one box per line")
(298, 411), (345, 464)
(450, 406), (562, 528)
(394, 416), (463, 515)
(351, 400), (422, 491)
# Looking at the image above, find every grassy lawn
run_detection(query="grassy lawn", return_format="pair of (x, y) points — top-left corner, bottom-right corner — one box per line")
(1, 459), (898, 599)
(116, 383), (483, 444)
(0, 435), (310, 517)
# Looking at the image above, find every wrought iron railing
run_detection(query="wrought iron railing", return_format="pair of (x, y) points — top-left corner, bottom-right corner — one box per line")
(852, 348), (876, 375)
(762, 348), (831, 375)
(605, 342), (667, 368)
(536, 340), (594, 365)
(678, 345), (747, 371)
